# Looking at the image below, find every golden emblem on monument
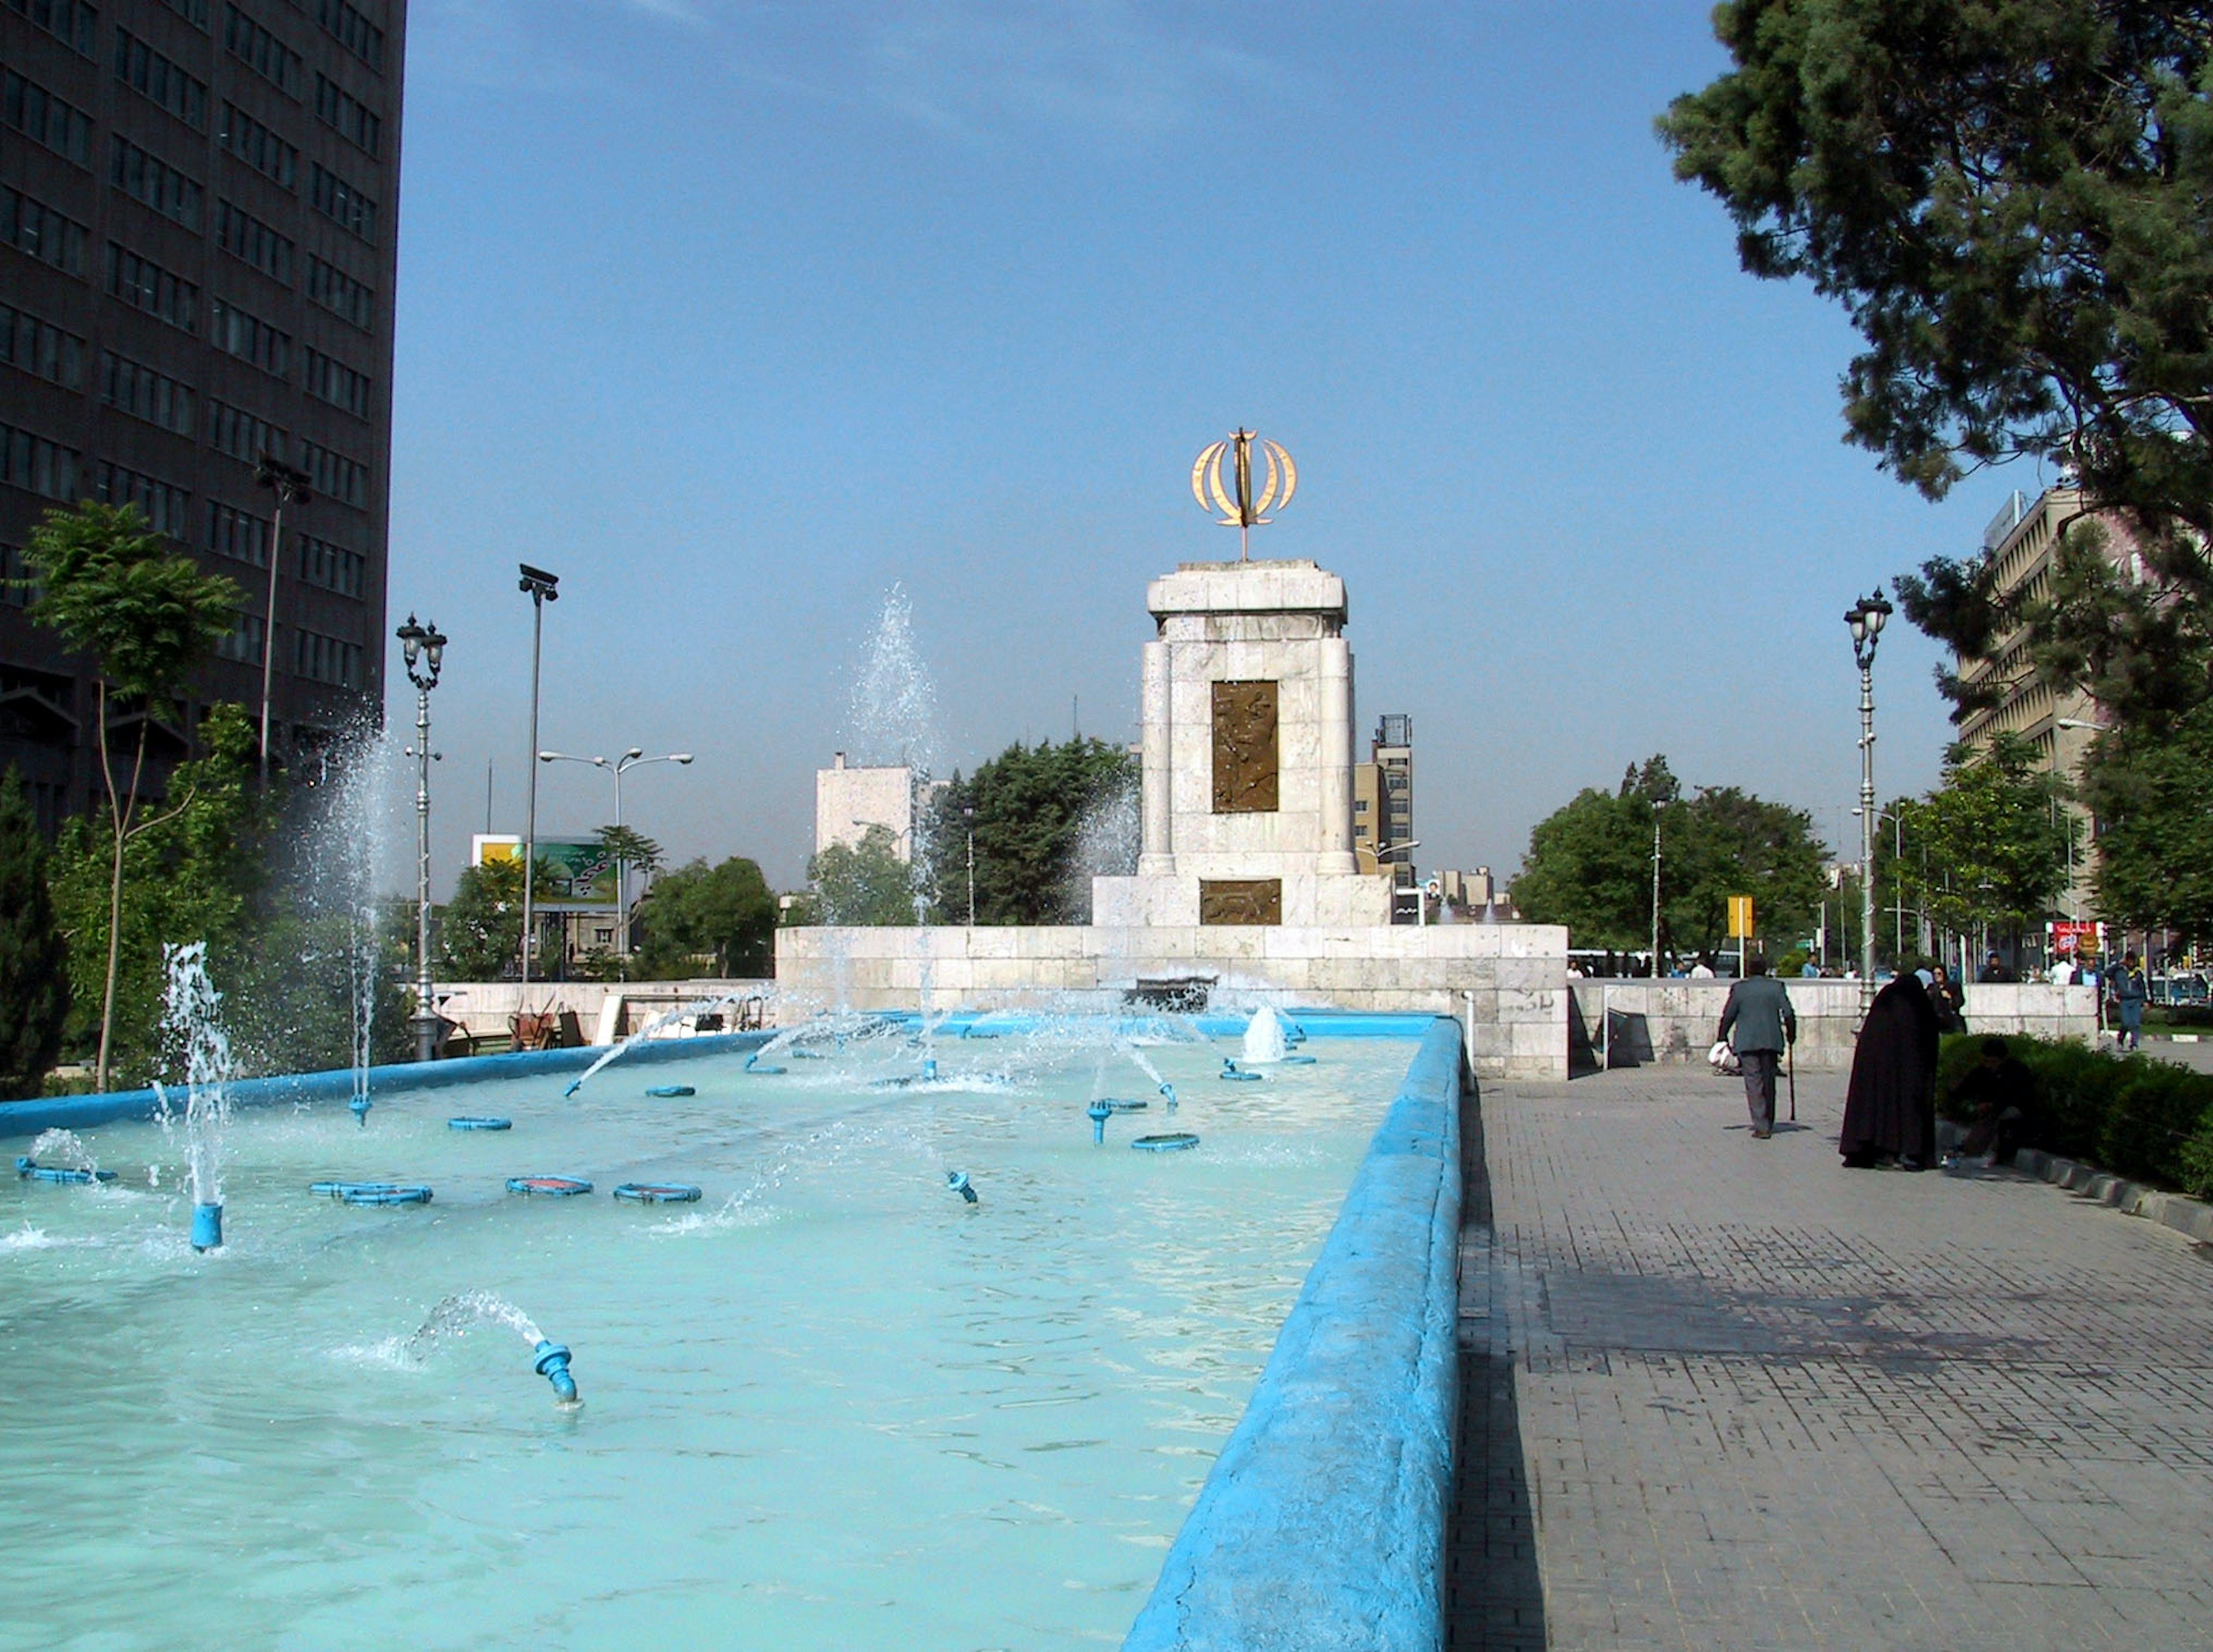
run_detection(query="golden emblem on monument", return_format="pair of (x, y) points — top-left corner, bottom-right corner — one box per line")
(1190, 428), (1297, 561)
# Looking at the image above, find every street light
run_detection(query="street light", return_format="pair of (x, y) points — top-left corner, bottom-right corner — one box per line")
(963, 804), (976, 926)
(517, 565), (559, 986)
(396, 613), (447, 1061)
(538, 746), (694, 957)
(1845, 591), (1893, 991)
(1854, 805), (1908, 963)
(253, 455), (312, 788)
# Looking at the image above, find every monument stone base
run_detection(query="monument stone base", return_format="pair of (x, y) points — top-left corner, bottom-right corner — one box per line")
(1090, 870), (1395, 928)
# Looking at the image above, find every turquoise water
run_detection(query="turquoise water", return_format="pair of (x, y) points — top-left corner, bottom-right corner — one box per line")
(0, 1027), (1410, 1650)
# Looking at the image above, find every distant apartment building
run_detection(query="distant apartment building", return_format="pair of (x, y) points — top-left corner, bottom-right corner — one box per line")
(1956, 486), (2141, 920)
(1352, 712), (1413, 889)
(815, 752), (917, 864)
(1, 0), (405, 831)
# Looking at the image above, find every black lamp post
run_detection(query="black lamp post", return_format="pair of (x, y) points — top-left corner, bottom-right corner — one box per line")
(1845, 591), (1893, 989)
(397, 613), (446, 1061)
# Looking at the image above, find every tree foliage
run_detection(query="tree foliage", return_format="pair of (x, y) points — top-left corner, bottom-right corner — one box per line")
(634, 855), (777, 977)
(810, 825), (918, 926)
(1510, 755), (1827, 958)
(438, 855), (532, 980)
(2087, 699), (2213, 940)
(0, 770), (69, 1098)
(921, 738), (1138, 925)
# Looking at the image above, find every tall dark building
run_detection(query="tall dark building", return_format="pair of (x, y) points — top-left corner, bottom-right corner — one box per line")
(1, 0), (402, 831)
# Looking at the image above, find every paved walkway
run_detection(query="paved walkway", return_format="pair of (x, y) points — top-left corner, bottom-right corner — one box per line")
(1447, 1067), (2213, 1651)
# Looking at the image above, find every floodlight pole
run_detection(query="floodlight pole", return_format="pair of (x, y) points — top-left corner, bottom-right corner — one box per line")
(253, 456), (312, 788)
(518, 565), (560, 987)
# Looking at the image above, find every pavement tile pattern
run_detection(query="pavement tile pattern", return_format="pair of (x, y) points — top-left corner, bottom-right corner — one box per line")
(1446, 1067), (2213, 1651)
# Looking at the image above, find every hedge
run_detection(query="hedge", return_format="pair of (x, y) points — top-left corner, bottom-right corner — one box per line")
(1936, 1034), (2213, 1200)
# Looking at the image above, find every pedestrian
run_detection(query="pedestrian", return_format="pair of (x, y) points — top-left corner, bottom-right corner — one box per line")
(1928, 963), (1966, 1034)
(1840, 971), (1941, 1170)
(1976, 950), (2016, 984)
(1689, 955), (1717, 980)
(2049, 955), (2076, 987)
(1944, 1037), (2036, 1167)
(1717, 952), (1797, 1140)
(2110, 951), (2149, 1050)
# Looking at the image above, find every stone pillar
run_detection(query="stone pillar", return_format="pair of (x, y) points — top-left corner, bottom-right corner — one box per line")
(1139, 637), (1174, 875)
(1317, 637), (1355, 872)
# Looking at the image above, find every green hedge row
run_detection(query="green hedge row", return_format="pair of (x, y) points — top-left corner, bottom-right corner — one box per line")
(1936, 1034), (2213, 1200)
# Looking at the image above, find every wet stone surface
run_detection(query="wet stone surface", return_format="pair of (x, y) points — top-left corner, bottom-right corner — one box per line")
(1447, 1067), (2213, 1651)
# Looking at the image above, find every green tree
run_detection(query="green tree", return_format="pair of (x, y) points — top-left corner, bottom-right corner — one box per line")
(438, 855), (532, 980)
(920, 737), (1138, 924)
(2085, 701), (2213, 942)
(22, 502), (241, 1089)
(810, 825), (917, 925)
(634, 855), (777, 977)
(1916, 735), (2076, 948)
(47, 704), (267, 1086)
(0, 770), (69, 1098)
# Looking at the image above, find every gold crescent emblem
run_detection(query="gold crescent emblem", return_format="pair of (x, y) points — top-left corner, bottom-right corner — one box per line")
(1189, 429), (1298, 560)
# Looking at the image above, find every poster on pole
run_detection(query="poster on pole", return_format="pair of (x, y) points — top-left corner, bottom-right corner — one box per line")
(471, 835), (618, 910)
(2050, 920), (2102, 960)
(1727, 895), (1754, 939)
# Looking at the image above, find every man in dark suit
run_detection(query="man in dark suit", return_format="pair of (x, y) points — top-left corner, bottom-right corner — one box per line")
(1717, 953), (1797, 1139)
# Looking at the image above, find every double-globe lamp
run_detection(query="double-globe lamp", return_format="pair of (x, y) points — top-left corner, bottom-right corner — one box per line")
(396, 613), (447, 1062)
(1845, 591), (1893, 992)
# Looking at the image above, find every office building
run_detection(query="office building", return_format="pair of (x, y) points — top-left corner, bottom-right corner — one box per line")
(2, 0), (403, 831)
(815, 751), (917, 864)
(1352, 712), (1414, 888)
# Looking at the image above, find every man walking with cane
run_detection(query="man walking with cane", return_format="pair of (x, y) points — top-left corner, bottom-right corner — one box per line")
(1718, 952), (1797, 1140)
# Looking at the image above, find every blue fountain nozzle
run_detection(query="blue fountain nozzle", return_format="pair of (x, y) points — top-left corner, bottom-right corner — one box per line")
(190, 1201), (223, 1252)
(562, 1078), (583, 1099)
(13, 1155), (30, 1177)
(946, 1170), (978, 1205)
(922, 1057), (939, 1082)
(1160, 1082), (1177, 1114)
(1087, 1098), (1113, 1144)
(533, 1340), (579, 1404)
(349, 1095), (372, 1124)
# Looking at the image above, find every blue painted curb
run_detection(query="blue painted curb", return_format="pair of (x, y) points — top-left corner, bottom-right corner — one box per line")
(1123, 1015), (1463, 1652)
(0, 1030), (779, 1141)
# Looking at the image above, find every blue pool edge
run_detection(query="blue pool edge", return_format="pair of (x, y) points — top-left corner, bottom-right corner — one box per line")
(1122, 1014), (1464, 1652)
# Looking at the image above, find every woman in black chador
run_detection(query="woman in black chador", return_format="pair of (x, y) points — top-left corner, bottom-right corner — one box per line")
(1840, 972), (1942, 1169)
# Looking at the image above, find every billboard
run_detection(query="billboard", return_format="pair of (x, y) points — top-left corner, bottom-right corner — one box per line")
(471, 835), (618, 911)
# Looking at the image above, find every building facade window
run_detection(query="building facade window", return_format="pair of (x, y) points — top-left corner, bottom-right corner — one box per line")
(206, 399), (288, 465)
(2, 67), (93, 165)
(0, 422), (80, 502)
(302, 346), (369, 418)
(305, 254), (373, 329)
(5, 0), (97, 56)
(107, 243), (199, 331)
(101, 350), (197, 436)
(1, 301), (86, 390)
(217, 102), (298, 190)
(214, 198), (295, 282)
(0, 542), (32, 607)
(157, 0), (212, 28)
(224, 6), (303, 96)
(111, 137), (206, 230)
(299, 532), (364, 598)
(316, 0), (383, 73)
(216, 609), (264, 664)
(210, 296), (290, 376)
(308, 162), (375, 243)
(207, 500), (269, 566)
(114, 28), (209, 131)
(312, 73), (379, 156)
(294, 627), (360, 687)
(299, 438), (368, 508)
(90, 462), (190, 538)
(2, 184), (89, 275)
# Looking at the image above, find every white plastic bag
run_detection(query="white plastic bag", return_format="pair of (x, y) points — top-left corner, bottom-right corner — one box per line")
(1707, 1039), (1741, 1076)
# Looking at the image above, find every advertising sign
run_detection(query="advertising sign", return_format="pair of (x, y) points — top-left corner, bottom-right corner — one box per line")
(471, 835), (618, 910)
(2050, 920), (2102, 960)
(1727, 895), (1754, 939)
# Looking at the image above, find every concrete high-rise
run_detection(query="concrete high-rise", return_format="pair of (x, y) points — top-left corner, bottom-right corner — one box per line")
(2, 0), (403, 830)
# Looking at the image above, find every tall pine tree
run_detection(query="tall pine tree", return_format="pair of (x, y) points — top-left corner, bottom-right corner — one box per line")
(0, 769), (70, 1099)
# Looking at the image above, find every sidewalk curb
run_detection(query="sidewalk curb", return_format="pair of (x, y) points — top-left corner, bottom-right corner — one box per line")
(2010, 1146), (2213, 1245)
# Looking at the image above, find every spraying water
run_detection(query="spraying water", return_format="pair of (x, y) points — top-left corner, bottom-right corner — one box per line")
(159, 943), (233, 1250)
(405, 1291), (579, 1406)
(1243, 1005), (1290, 1064)
(1064, 769), (1139, 922)
(564, 988), (766, 1097)
(27, 1129), (97, 1174)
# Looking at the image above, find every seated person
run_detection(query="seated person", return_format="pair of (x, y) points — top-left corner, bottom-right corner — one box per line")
(1949, 1038), (2035, 1165)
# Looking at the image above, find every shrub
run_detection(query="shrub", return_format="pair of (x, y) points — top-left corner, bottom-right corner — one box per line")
(1935, 1033), (2213, 1193)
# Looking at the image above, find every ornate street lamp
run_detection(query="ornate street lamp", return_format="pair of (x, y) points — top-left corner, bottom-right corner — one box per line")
(396, 613), (447, 1061)
(1845, 591), (1893, 992)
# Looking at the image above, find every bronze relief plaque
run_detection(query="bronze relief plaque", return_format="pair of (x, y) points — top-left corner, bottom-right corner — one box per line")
(1200, 878), (1282, 926)
(1211, 680), (1279, 812)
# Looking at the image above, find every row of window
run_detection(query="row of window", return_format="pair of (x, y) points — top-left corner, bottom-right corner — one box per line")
(219, 99), (297, 188)
(224, 3), (301, 97)
(317, 0), (384, 74)
(207, 398), (286, 466)
(296, 626), (360, 686)
(90, 459), (191, 538)
(3, 63), (93, 166)
(159, 0), (212, 30)
(209, 293), (286, 374)
(215, 196), (293, 282)
(108, 241), (198, 330)
(115, 27), (208, 133)
(0, 542), (31, 608)
(6, 0), (95, 58)
(102, 349), (196, 436)
(300, 532), (365, 596)
(1, 420), (78, 502)
(216, 608), (263, 664)
(208, 498), (267, 565)
(306, 253), (372, 330)
(2, 182), (88, 275)
(0, 300), (85, 390)
(114, 135), (205, 230)
(302, 345), (369, 418)
(312, 71), (379, 157)
(308, 161), (375, 243)
(300, 437), (367, 508)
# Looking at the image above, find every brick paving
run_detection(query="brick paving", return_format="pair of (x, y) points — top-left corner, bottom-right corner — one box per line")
(1447, 1066), (2213, 1651)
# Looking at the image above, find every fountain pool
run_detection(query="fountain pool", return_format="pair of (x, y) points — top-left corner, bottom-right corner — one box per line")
(0, 1024), (1421, 1650)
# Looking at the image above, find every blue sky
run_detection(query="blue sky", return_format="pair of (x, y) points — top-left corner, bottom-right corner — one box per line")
(387, 1), (2046, 893)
